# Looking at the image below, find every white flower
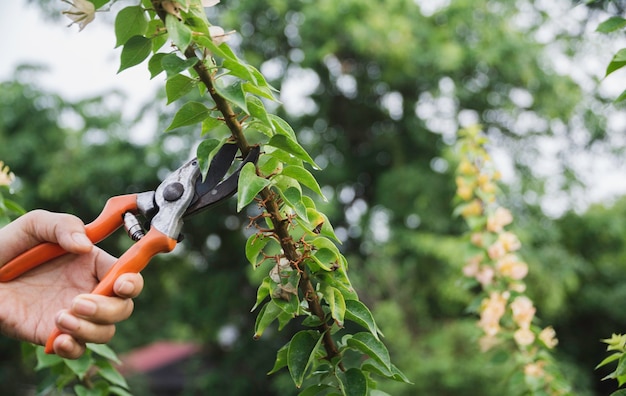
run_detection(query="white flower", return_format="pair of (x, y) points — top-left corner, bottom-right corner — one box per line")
(209, 25), (234, 45)
(202, 0), (220, 6)
(539, 326), (559, 349)
(510, 296), (535, 329)
(487, 207), (513, 233)
(496, 254), (528, 280)
(62, 0), (95, 31)
(0, 161), (15, 186)
(514, 327), (535, 347)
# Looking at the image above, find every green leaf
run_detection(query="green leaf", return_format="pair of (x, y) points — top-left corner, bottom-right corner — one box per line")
(237, 162), (270, 211)
(246, 95), (274, 130)
(247, 65), (279, 100)
(196, 138), (224, 178)
(266, 135), (319, 170)
(148, 19), (168, 52)
(165, 74), (197, 104)
(252, 277), (272, 311)
(109, 386), (134, 396)
(3, 198), (24, 215)
(246, 233), (272, 267)
(605, 48), (626, 77)
(268, 342), (289, 375)
(282, 187), (309, 221)
(87, 343), (121, 365)
(616, 355), (626, 377)
(362, 359), (412, 383)
(320, 268), (358, 301)
(115, 6), (148, 48)
(97, 360), (129, 389)
(254, 300), (283, 339)
(597, 17), (626, 34)
(597, 352), (623, 369)
(615, 88), (626, 104)
(162, 53), (198, 77)
(243, 81), (279, 101)
(34, 346), (63, 370)
(217, 42), (240, 62)
(193, 35), (234, 60)
(308, 209), (340, 241)
(214, 80), (248, 112)
(271, 114), (298, 140)
(165, 101), (211, 131)
(257, 154), (282, 177)
(298, 384), (335, 396)
(74, 385), (100, 396)
(165, 14), (192, 50)
(118, 35), (152, 73)
(345, 300), (381, 340)
(341, 368), (368, 396)
(324, 286), (346, 326)
(224, 58), (257, 82)
(610, 390), (626, 396)
(312, 248), (339, 271)
(201, 116), (224, 136)
(148, 52), (168, 79)
(281, 165), (325, 199)
(288, 330), (323, 388)
(346, 333), (391, 371)
(311, 237), (340, 255)
(64, 353), (92, 380)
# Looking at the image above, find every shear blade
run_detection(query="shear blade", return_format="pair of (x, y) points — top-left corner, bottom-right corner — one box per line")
(185, 144), (260, 217)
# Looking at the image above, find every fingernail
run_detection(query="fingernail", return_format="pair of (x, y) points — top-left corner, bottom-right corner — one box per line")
(71, 232), (92, 248)
(73, 298), (97, 316)
(116, 280), (134, 296)
(58, 312), (80, 331)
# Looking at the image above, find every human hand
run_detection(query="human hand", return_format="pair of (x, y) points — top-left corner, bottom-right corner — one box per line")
(0, 210), (144, 359)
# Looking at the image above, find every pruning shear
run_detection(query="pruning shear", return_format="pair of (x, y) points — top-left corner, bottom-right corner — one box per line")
(0, 143), (259, 353)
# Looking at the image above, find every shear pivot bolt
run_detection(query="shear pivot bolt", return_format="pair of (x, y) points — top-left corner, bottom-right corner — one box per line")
(163, 182), (184, 201)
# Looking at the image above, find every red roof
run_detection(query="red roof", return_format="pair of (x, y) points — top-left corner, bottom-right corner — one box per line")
(118, 341), (202, 374)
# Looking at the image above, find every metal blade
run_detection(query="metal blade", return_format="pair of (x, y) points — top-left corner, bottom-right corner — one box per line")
(195, 143), (239, 197)
(184, 145), (260, 217)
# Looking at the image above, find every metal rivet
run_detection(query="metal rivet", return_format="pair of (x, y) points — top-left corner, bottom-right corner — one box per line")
(163, 182), (184, 201)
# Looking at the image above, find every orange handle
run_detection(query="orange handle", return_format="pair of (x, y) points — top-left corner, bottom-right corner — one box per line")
(44, 228), (177, 353)
(0, 194), (139, 282)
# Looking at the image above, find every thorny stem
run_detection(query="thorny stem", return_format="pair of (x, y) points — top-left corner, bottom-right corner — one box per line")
(152, 2), (342, 364)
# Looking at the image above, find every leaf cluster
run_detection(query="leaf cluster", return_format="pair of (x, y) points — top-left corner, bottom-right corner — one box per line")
(25, 343), (130, 396)
(110, 0), (408, 393)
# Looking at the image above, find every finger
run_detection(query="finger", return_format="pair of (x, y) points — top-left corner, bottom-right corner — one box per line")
(0, 210), (92, 265)
(53, 333), (86, 360)
(71, 294), (134, 324)
(55, 310), (117, 344)
(113, 272), (144, 299)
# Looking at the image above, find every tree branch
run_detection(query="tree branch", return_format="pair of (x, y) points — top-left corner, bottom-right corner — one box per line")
(148, 5), (342, 362)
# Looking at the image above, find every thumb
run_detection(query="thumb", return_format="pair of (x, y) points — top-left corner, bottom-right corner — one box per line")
(0, 210), (92, 266)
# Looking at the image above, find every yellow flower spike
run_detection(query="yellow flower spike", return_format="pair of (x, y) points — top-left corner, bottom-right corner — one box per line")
(461, 199), (483, 217)
(480, 181), (496, 194)
(458, 159), (476, 176)
(457, 186), (473, 201)
(477, 173), (490, 187)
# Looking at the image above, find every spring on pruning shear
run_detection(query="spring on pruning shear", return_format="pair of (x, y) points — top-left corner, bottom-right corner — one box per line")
(0, 143), (260, 354)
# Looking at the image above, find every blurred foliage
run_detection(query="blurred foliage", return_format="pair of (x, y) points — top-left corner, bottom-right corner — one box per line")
(2, 0), (626, 394)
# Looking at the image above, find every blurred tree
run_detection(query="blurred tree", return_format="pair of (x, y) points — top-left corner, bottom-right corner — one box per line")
(3, 0), (625, 394)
